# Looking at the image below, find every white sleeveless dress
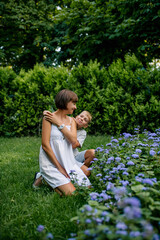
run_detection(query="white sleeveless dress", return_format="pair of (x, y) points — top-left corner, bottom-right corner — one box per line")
(39, 120), (91, 189)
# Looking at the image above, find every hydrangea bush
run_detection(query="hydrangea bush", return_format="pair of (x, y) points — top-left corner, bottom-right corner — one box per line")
(68, 127), (160, 240)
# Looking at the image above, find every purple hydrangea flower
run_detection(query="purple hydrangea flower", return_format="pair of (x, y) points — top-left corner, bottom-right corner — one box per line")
(106, 143), (112, 146)
(135, 149), (142, 153)
(142, 178), (154, 186)
(108, 156), (114, 161)
(84, 230), (90, 236)
(106, 182), (114, 190)
(116, 230), (127, 235)
(124, 206), (141, 219)
(113, 186), (127, 200)
(152, 234), (160, 240)
(96, 173), (102, 177)
(149, 150), (156, 156)
(89, 192), (99, 200)
(135, 176), (143, 182)
(85, 219), (92, 224)
(138, 173), (144, 177)
(111, 139), (119, 143)
(127, 160), (135, 166)
(37, 225), (45, 232)
(122, 171), (129, 176)
(115, 157), (121, 162)
(123, 133), (132, 138)
(104, 149), (109, 154)
(99, 192), (111, 201)
(84, 205), (93, 211)
(95, 218), (103, 224)
(87, 167), (93, 171)
(119, 180), (129, 186)
(129, 231), (141, 237)
(132, 154), (139, 158)
(116, 222), (127, 230)
(124, 197), (141, 207)
(46, 233), (54, 239)
(101, 211), (109, 217)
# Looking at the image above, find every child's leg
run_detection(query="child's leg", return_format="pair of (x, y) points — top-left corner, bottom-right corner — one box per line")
(84, 149), (95, 167)
(81, 165), (91, 177)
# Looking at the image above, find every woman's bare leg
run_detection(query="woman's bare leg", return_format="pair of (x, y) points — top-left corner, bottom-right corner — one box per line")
(56, 182), (76, 196)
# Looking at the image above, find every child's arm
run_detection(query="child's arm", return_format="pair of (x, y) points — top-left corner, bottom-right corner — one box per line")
(43, 111), (77, 144)
(72, 140), (80, 149)
(73, 129), (87, 149)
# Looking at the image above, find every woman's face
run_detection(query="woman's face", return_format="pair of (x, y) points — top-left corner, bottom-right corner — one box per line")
(66, 101), (77, 114)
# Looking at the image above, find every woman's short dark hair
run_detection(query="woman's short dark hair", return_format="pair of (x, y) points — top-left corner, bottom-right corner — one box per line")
(55, 89), (78, 109)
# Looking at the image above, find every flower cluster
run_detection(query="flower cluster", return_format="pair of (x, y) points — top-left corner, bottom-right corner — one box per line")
(69, 128), (160, 239)
(36, 225), (54, 239)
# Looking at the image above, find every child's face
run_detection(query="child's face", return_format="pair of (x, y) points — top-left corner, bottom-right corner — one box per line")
(75, 112), (89, 129)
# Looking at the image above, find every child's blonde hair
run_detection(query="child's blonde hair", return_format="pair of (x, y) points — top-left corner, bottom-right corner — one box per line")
(80, 111), (92, 124)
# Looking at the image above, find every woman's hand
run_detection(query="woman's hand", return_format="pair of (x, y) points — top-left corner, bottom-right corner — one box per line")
(58, 166), (70, 179)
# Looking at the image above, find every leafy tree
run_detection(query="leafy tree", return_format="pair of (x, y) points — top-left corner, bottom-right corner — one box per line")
(0, 0), (59, 72)
(53, 0), (160, 67)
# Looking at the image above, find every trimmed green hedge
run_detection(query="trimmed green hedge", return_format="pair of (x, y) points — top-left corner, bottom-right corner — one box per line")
(0, 54), (159, 136)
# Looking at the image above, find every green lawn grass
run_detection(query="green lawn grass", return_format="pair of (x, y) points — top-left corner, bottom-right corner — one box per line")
(0, 135), (110, 240)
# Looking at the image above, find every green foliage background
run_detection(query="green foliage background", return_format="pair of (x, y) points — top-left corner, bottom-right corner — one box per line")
(0, 54), (160, 136)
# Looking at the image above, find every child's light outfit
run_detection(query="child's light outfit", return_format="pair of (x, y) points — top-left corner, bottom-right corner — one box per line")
(39, 120), (90, 189)
(73, 129), (87, 163)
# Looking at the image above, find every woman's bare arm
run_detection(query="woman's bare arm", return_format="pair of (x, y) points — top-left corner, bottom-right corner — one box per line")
(43, 111), (77, 144)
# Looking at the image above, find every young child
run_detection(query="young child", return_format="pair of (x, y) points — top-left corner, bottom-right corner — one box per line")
(44, 110), (95, 167)
(72, 111), (95, 167)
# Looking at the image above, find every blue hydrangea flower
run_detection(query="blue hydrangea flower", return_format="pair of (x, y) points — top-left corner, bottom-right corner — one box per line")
(85, 219), (92, 224)
(131, 154), (139, 158)
(135, 149), (142, 153)
(119, 180), (129, 186)
(84, 230), (90, 236)
(106, 182), (114, 190)
(122, 171), (129, 176)
(46, 233), (54, 239)
(84, 205), (93, 211)
(108, 156), (114, 161)
(111, 139), (119, 143)
(138, 173), (144, 177)
(115, 157), (121, 162)
(124, 206), (141, 219)
(124, 197), (141, 207)
(127, 160), (135, 166)
(37, 225), (45, 232)
(129, 231), (141, 237)
(113, 186), (127, 200)
(149, 150), (156, 156)
(89, 192), (99, 200)
(96, 173), (102, 177)
(142, 178), (154, 186)
(116, 222), (127, 230)
(116, 230), (127, 235)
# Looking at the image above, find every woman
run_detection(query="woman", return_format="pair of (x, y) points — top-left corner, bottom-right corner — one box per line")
(37, 89), (91, 196)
